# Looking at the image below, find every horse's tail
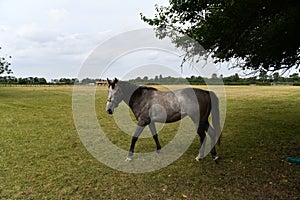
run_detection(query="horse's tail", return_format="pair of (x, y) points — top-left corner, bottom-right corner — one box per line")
(210, 91), (222, 145)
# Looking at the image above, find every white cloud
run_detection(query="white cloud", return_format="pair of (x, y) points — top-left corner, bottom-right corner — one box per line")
(15, 23), (59, 44)
(0, 25), (8, 32)
(0, 0), (172, 80)
(12, 20), (111, 57)
(10, 29), (112, 80)
(48, 8), (68, 22)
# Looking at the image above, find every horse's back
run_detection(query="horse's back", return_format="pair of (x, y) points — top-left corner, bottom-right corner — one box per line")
(149, 90), (183, 123)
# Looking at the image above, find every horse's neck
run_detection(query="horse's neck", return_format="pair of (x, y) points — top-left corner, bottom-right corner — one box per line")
(119, 81), (139, 105)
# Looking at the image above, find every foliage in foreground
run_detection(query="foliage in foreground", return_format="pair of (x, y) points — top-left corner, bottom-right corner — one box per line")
(141, 0), (300, 72)
(0, 47), (12, 75)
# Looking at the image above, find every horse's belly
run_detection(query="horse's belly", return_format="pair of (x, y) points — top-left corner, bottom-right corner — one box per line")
(165, 112), (185, 123)
(151, 113), (183, 123)
(149, 105), (184, 123)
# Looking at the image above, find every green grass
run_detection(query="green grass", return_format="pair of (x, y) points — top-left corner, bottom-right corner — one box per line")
(0, 86), (299, 199)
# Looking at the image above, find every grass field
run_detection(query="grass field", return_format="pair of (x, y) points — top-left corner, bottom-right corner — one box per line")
(0, 85), (299, 199)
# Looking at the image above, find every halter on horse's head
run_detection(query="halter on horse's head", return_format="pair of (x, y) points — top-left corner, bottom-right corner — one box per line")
(106, 78), (123, 114)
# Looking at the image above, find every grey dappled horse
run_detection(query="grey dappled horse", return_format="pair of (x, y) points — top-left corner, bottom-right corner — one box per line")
(106, 78), (221, 162)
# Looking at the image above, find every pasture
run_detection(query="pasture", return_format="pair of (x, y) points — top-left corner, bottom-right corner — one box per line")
(0, 85), (299, 199)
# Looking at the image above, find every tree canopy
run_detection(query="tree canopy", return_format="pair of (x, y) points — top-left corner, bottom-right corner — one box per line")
(141, 0), (300, 72)
(0, 47), (13, 75)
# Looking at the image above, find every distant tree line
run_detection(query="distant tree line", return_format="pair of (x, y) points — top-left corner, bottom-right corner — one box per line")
(0, 76), (74, 85)
(0, 73), (299, 86)
(0, 77), (110, 85)
(0, 76), (48, 85)
(129, 75), (187, 85)
(130, 73), (300, 86)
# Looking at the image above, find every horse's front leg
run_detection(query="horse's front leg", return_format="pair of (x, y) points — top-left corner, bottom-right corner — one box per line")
(148, 122), (161, 153)
(126, 125), (145, 161)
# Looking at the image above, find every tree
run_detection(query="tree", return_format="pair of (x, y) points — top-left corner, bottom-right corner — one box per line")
(0, 47), (13, 75)
(141, 0), (300, 72)
(233, 73), (240, 82)
(211, 73), (218, 80)
(143, 76), (149, 82)
(37, 77), (47, 84)
(259, 70), (268, 82)
(273, 72), (280, 82)
(289, 73), (299, 82)
(18, 78), (27, 84)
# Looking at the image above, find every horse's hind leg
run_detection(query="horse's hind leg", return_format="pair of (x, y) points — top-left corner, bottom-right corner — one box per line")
(149, 122), (161, 153)
(207, 125), (219, 162)
(195, 122), (208, 161)
(195, 121), (219, 162)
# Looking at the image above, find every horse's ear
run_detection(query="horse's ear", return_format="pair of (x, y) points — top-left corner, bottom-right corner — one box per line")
(114, 78), (118, 84)
(107, 78), (111, 85)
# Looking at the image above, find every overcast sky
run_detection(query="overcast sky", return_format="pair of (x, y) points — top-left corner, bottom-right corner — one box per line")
(0, 0), (239, 81)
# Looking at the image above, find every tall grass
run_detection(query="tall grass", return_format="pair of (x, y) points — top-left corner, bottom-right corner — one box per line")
(0, 86), (299, 199)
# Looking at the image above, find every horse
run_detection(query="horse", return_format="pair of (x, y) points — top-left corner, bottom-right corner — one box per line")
(106, 78), (221, 162)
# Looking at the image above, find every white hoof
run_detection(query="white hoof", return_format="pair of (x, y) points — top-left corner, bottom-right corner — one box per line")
(125, 157), (132, 162)
(195, 155), (203, 161)
(213, 156), (219, 162)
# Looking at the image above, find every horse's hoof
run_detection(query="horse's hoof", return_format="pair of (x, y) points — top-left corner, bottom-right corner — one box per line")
(195, 155), (202, 161)
(156, 149), (161, 154)
(213, 156), (220, 163)
(125, 157), (132, 162)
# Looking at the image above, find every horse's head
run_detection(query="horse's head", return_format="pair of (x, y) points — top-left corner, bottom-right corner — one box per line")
(106, 78), (123, 114)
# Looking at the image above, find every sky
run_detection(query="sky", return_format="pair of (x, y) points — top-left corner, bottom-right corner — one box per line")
(0, 0), (240, 81)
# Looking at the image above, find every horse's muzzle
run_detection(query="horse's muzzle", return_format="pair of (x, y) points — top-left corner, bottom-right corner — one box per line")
(107, 109), (113, 114)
